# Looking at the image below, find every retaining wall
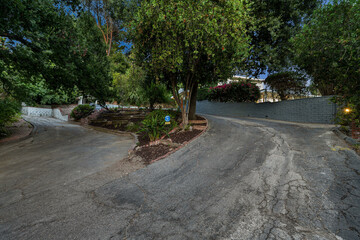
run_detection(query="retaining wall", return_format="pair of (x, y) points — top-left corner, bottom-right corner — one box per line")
(22, 107), (69, 121)
(196, 96), (337, 124)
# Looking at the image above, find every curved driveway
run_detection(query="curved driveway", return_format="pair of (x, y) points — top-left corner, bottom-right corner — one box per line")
(1, 115), (360, 239)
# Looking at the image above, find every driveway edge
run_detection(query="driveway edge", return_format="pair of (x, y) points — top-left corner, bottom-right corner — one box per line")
(333, 127), (360, 146)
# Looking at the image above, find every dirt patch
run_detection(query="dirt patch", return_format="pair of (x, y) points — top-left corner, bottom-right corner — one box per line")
(0, 119), (33, 144)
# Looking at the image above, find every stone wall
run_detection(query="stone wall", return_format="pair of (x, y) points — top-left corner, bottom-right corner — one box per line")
(196, 96), (337, 124)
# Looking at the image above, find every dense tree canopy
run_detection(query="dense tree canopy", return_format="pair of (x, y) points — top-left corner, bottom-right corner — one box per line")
(0, 0), (113, 105)
(244, 0), (320, 76)
(265, 71), (307, 100)
(292, 0), (360, 125)
(131, 0), (253, 125)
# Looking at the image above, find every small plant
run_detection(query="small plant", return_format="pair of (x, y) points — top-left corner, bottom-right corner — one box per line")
(138, 110), (178, 142)
(0, 98), (21, 137)
(126, 122), (140, 132)
(70, 104), (95, 120)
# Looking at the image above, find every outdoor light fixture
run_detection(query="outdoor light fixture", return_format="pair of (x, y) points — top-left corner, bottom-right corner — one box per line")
(344, 108), (351, 113)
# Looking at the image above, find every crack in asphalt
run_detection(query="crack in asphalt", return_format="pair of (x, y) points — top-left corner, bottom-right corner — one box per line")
(1, 116), (360, 239)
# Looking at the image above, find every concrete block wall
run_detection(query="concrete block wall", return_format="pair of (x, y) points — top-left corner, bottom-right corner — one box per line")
(196, 96), (337, 124)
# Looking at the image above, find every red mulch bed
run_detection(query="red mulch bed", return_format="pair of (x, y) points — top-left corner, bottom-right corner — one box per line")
(88, 109), (207, 164)
(169, 129), (203, 144)
(135, 144), (173, 165)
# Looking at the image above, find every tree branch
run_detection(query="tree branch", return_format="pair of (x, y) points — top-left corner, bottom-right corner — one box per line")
(0, 33), (41, 52)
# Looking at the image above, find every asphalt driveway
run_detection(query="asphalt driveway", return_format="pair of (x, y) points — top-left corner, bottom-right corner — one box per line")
(0, 115), (359, 239)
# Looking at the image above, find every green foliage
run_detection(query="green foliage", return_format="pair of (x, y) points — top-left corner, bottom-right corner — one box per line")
(113, 61), (147, 106)
(335, 105), (359, 128)
(131, 0), (252, 125)
(70, 104), (95, 120)
(292, 0), (360, 126)
(0, 98), (21, 136)
(142, 77), (172, 110)
(126, 122), (140, 132)
(197, 88), (210, 101)
(139, 110), (178, 142)
(245, 0), (320, 75)
(113, 58), (172, 108)
(265, 72), (307, 100)
(208, 82), (260, 103)
(1, 1), (113, 105)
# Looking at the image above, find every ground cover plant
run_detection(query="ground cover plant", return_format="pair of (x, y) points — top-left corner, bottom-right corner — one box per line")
(138, 110), (178, 142)
(71, 104), (95, 121)
(0, 98), (21, 137)
(207, 82), (260, 103)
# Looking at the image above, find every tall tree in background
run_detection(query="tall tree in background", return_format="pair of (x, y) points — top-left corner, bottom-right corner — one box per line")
(82, 0), (141, 56)
(265, 72), (307, 100)
(0, 0), (113, 105)
(292, 0), (360, 125)
(82, 0), (119, 56)
(245, 0), (320, 76)
(131, 0), (252, 126)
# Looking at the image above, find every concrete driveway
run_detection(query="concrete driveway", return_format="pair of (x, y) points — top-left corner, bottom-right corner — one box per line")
(1, 115), (359, 239)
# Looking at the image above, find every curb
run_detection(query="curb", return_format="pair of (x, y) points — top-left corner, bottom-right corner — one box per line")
(332, 127), (360, 146)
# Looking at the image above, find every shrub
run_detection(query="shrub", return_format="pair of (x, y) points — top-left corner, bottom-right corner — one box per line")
(138, 110), (178, 142)
(70, 104), (95, 120)
(197, 87), (210, 101)
(0, 98), (21, 137)
(207, 82), (260, 102)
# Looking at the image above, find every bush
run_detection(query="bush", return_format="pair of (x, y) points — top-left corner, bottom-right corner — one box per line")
(0, 98), (21, 136)
(138, 110), (178, 142)
(197, 87), (210, 101)
(70, 104), (95, 120)
(207, 82), (260, 102)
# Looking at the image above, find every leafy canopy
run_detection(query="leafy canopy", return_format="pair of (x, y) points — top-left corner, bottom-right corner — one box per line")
(244, 0), (320, 76)
(292, 0), (360, 125)
(265, 72), (307, 100)
(0, 0), (113, 105)
(131, 0), (252, 125)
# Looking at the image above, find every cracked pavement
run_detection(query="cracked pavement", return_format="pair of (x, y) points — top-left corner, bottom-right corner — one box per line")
(0, 115), (360, 239)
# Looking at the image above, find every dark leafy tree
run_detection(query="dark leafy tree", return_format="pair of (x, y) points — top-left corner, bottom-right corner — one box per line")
(292, 0), (360, 126)
(131, 0), (252, 126)
(265, 72), (307, 100)
(245, 0), (320, 76)
(0, 0), (113, 105)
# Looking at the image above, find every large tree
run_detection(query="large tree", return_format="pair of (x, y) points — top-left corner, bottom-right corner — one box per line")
(0, 0), (113, 105)
(292, 0), (360, 125)
(131, 0), (252, 126)
(244, 0), (320, 76)
(265, 71), (307, 100)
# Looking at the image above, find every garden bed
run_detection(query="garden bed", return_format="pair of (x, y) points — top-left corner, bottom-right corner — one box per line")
(85, 109), (208, 164)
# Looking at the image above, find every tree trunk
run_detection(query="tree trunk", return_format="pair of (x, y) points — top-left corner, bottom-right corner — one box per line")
(189, 81), (198, 120)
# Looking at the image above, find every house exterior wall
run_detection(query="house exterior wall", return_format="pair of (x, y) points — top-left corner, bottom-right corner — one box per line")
(196, 96), (337, 124)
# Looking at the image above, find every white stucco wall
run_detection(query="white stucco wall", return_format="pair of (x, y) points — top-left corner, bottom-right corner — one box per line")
(22, 107), (69, 121)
